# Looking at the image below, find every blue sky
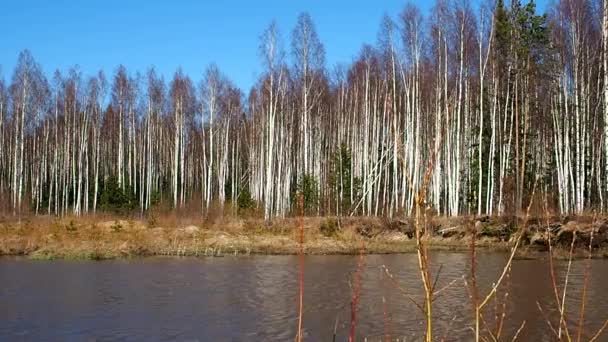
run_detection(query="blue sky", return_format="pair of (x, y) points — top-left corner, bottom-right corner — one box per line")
(0, 0), (547, 92)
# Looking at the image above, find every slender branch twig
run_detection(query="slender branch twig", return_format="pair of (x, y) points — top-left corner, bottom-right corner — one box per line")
(510, 320), (526, 342)
(537, 301), (560, 339)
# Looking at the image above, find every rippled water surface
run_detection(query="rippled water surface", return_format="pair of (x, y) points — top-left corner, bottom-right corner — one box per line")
(1, 253), (607, 341)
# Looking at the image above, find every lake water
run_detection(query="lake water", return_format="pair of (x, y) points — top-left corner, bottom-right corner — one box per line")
(1, 253), (607, 341)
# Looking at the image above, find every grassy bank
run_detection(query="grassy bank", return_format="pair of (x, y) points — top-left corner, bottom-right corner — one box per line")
(0, 214), (605, 260)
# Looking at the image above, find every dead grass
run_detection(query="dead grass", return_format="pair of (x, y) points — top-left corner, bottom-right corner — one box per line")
(0, 214), (606, 259)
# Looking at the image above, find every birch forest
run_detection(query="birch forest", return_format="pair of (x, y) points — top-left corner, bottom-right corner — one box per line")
(1, 0), (607, 220)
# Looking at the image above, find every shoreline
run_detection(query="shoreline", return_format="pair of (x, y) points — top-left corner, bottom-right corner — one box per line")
(1, 215), (606, 260)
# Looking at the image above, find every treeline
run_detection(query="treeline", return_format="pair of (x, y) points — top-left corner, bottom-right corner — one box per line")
(0, 0), (606, 219)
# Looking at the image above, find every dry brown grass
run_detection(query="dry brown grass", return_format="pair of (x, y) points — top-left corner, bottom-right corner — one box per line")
(0, 213), (607, 260)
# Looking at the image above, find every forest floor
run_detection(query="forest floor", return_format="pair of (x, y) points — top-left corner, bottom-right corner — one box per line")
(0, 214), (606, 260)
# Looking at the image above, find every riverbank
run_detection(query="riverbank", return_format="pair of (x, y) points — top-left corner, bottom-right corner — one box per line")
(0, 214), (606, 259)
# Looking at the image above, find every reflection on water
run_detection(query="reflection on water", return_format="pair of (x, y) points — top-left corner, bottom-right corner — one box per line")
(0, 253), (607, 341)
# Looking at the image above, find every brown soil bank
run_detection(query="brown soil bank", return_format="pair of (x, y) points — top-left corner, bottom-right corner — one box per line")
(0, 215), (606, 259)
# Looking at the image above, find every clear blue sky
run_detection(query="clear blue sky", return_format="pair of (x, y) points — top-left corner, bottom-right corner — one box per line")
(0, 0), (547, 92)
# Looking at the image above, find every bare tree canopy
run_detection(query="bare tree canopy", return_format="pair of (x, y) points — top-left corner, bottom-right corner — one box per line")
(0, 0), (607, 219)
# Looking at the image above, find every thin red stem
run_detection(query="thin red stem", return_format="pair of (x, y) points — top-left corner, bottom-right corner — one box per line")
(297, 193), (304, 342)
(349, 243), (365, 342)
